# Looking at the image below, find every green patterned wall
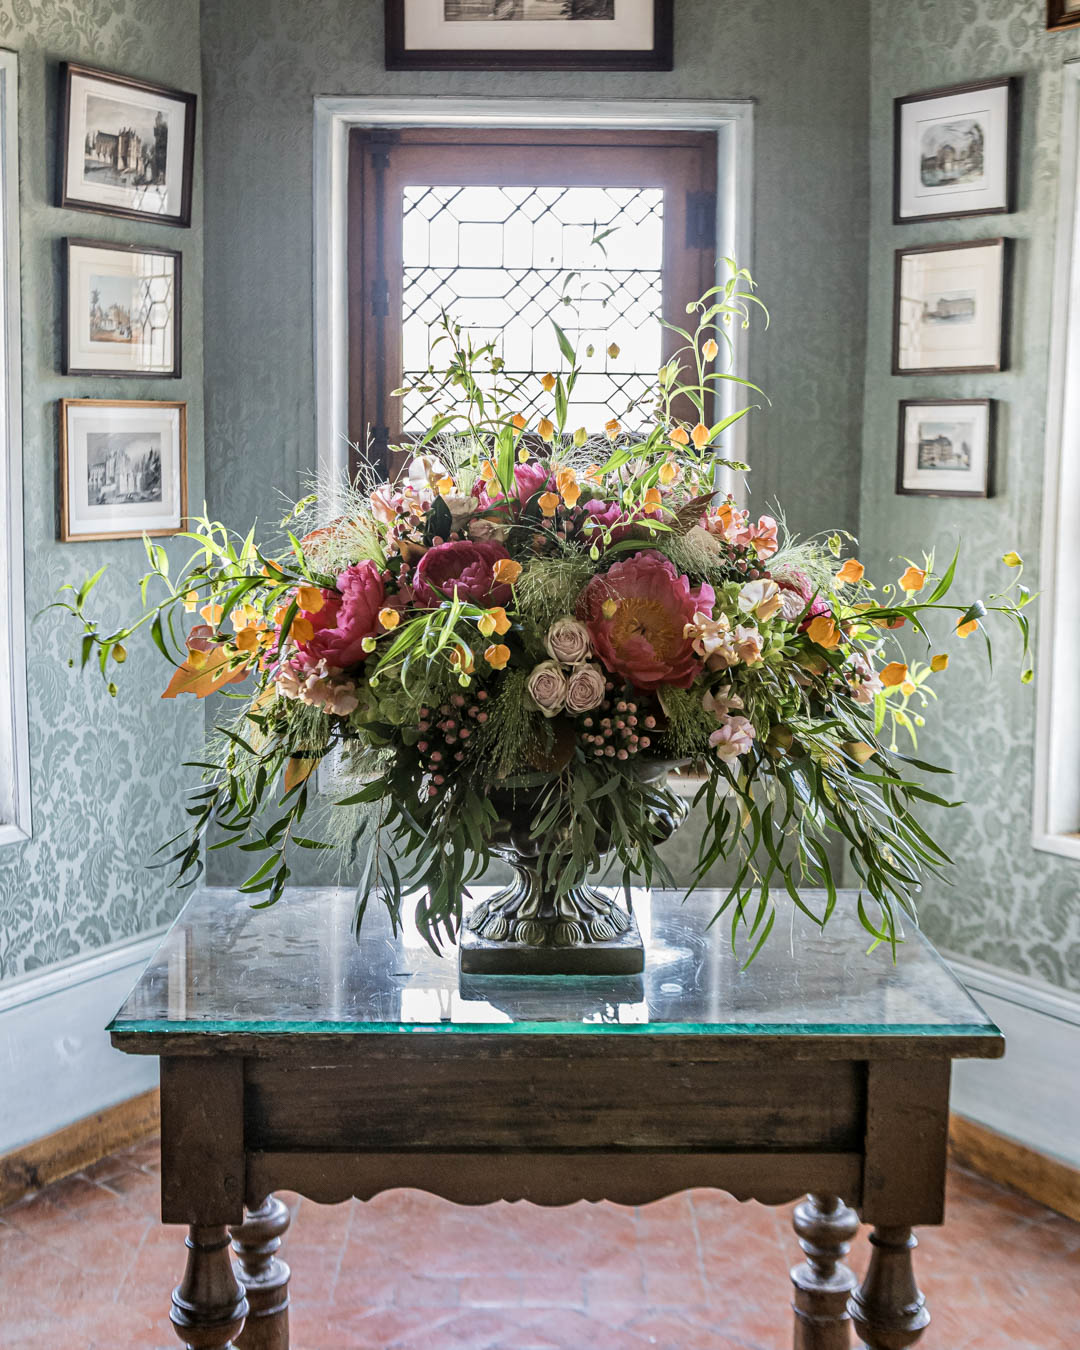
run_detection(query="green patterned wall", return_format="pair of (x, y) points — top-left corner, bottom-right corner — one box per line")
(0, 0), (204, 981)
(860, 0), (1080, 990)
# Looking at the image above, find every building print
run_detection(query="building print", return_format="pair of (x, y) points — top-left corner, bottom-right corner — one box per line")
(917, 429), (971, 471)
(84, 110), (168, 187)
(922, 294), (976, 323)
(87, 436), (162, 505)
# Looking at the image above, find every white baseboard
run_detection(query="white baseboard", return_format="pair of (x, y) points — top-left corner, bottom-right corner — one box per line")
(947, 953), (1080, 1171)
(0, 931), (165, 1155)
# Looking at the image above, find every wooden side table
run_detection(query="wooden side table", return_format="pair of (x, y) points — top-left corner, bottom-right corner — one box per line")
(111, 886), (1003, 1350)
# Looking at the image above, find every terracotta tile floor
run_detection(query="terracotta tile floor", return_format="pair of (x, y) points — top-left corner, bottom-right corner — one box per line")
(1, 1138), (1078, 1349)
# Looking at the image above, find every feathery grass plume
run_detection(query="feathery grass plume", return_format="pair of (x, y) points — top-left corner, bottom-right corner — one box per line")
(658, 685), (718, 758)
(469, 667), (549, 779)
(514, 550), (595, 633)
(658, 528), (733, 590)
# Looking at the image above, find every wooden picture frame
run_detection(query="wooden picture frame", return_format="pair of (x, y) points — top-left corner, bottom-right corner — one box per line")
(894, 77), (1017, 224)
(58, 63), (197, 227)
(896, 399), (994, 499)
(63, 238), (181, 378)
(1048, 0), (1080, 31)
(385, 0), (674, 72)
(892, 238), (1008, 376)
(59, 399), (187, 542)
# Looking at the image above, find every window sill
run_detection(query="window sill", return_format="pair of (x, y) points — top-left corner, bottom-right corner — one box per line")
(1031, 830), (1080, 863)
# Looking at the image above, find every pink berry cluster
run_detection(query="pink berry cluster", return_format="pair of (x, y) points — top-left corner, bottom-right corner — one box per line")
(579, 682), (656, 762)
(415, 691), (489, 797)
(719, 538), (771, 583)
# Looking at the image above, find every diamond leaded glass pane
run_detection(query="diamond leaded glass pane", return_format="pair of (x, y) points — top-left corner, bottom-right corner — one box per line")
(400, 184), (664, 435)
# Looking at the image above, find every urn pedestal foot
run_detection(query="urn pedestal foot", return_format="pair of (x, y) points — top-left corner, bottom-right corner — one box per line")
(460, 875), (644, 975)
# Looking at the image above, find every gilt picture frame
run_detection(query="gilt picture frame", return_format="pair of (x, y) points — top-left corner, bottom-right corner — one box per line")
(58, 63), (196, 227)
(896, 399), (994, 499)
(385, 0), (674, 71)
(892, 238), (1008, 376)
(63, 238), (181, 378)
(894, 78), (1017, 224)
(59, 398), (187, 542)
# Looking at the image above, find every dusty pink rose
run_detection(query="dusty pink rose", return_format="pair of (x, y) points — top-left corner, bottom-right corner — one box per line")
(413, 539), (513, 608)
(525, 660), (568, 717)
(544, 616), (591, 665)
(292, 560), (385, 672)
(578, 551), (715, 692)
(709, 714), (756, 762)
(565, 663), (607, 714)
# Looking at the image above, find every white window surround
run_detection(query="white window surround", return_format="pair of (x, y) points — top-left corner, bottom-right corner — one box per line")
(312, 95), (755, 491)
(0, 47), (29, 848)
(1034, 59), (1080, 862)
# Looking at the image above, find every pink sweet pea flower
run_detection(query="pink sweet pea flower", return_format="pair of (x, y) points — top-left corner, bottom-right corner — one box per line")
(709, 715), (757, 762)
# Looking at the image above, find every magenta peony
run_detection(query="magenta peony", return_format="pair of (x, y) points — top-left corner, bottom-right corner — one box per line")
(293, 560), (385, 672)
(413, 539), (513, 609)
(578, 552), (715, 692)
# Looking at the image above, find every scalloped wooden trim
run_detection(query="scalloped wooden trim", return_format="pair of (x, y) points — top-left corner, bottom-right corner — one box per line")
(246, 1149), (863, 1211)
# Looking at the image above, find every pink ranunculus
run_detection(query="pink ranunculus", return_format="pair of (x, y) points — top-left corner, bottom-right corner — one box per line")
(581, 497), (662, 548)
(578, 551), (715, 692)
(413, 539), (513, 609)
(773, 564), (830, 625)
(709, 714), (756, 762)
(292, 560), (386, 672)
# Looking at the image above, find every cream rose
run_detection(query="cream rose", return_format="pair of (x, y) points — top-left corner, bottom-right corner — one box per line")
(525, 660), (568, 718)
(565, 663), (607, 715)
(544, 616), (592, 665)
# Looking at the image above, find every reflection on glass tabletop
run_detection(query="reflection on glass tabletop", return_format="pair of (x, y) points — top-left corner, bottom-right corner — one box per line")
(109, 886), (999, 1041)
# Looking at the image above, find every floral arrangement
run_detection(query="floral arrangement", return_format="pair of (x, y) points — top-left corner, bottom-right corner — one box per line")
(59, 265), (1033, 960)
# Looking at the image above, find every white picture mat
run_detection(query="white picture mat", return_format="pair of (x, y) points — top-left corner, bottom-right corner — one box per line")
(901, 403), (989, 495)
(67, 244), (175, 373)
(65, 403), (182, 537)
(897, 243), (1003, 370)
(898, 84), (1010, 219)
(403, 0), (653, 51)
(64, 71), (187, 217)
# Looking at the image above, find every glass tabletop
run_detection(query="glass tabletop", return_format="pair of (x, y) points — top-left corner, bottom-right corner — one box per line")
(109, 886), (998, 1040)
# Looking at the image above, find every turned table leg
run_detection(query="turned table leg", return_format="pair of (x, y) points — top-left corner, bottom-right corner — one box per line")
(231, 1195), (292, 1350)
(171, 1225), (249, 1350)
(848, 1226), (930, 1350)
(790, 1193), (859, 1350)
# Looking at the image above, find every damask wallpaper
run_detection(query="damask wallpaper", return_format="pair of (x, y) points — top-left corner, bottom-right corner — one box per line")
(0, 0), (205, 982)
(860, 0), (1080, 991)
(197, 0), (872, 888)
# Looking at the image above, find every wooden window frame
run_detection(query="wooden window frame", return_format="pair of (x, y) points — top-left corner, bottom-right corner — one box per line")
(347, 126), (718, 479)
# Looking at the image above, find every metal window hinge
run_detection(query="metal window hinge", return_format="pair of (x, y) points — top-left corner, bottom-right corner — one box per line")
(686, 190), (717, 251)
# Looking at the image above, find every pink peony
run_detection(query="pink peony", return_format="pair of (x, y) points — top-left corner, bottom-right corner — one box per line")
(292, 560), (385, 672)
(578, 551), (715, 692)
(475, 461), (556, 510)
(413, 539), (513, 609)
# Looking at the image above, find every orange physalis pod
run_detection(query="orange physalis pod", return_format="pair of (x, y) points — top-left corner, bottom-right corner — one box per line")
(836, 559), (865, 586)
(540, 373), (557, 393)
(880, 661), (909, 688)
(378, 607), (401, 630)
(484, 643), (511, 670)
(670, 426), (690, 447)
(538, 492), (560, 518)
(493, 558), (522, 585)
(691, 423), (710, 450)
(297, 585), (325, 613)
(898, 565), (926, 593)
(806, 615), (842, 650)
(957, 618), (979, 638)
(290, 616), (315, 643)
